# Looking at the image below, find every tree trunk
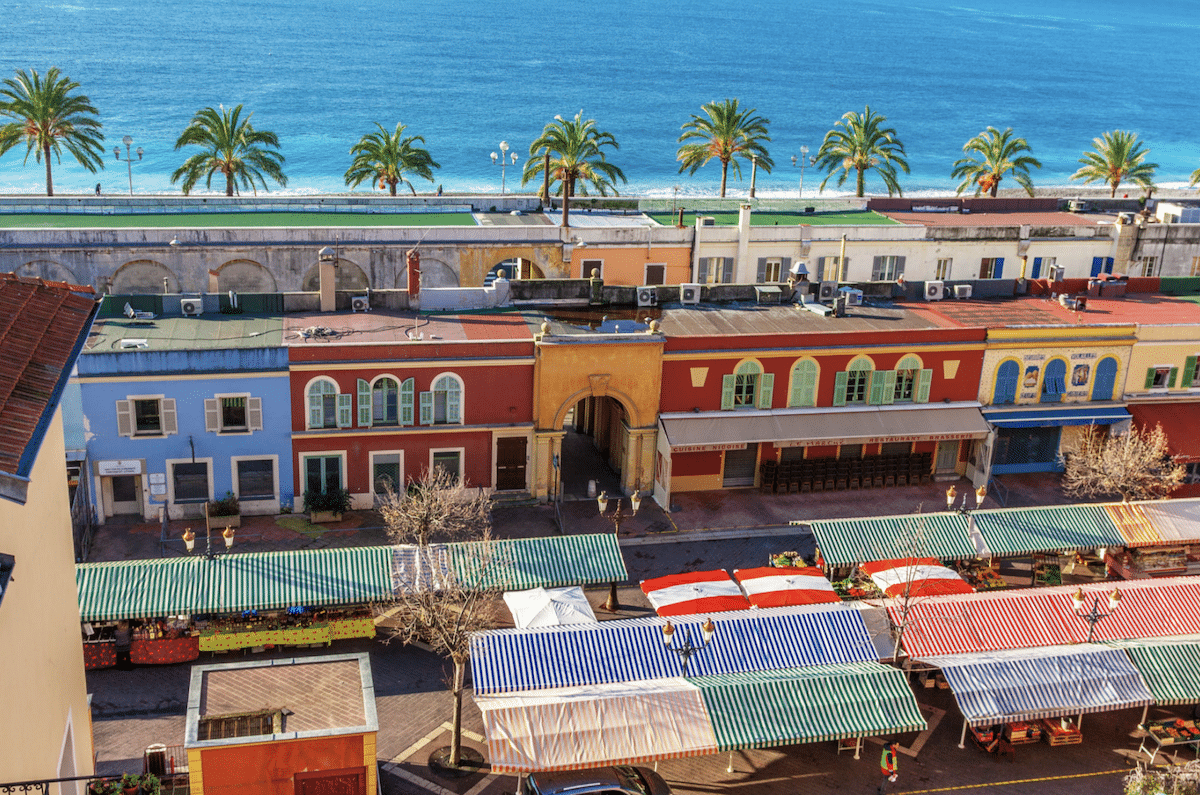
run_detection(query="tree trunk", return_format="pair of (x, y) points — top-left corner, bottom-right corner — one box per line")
(561, 174), (572, 228)
(719, 159), (728, 198)
(43, 144), (53, 197)
(856, 167), (865, 198)
(542, 152), (550, 205)
(226, 170), (235, 197)
(390, 181), (397, 196)
(1110, 182), (1118, 198)
(990, 182), (999, 198)
(450, 658), (465, 767)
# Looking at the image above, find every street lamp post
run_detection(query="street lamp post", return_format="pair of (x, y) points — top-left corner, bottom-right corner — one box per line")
(749, 154), (758, 199)
(597, 489), (642, 611)
(182, 524), (236, 561)
(661, 618), (716, 676)
(1071, 587), (1121, 643)
(490, 141), (519, 194)
(946, 485), (986, 513)
(113, 135), (143, 195)
(791, 146), (811, 200)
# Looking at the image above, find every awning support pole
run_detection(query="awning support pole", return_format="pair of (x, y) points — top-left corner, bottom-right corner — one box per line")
(727, 751), (734, 773)
(958, 719), (968, 749)
(854, 737), (862, 760)
(1140, 704), (1149, 726)
(1077, 713), (1083, 731)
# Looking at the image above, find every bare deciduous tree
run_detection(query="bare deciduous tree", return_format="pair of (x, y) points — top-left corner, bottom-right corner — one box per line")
(378, 465), (491, 547)
(1062, 424), (1184, 503)
(875, 513), (941, 662)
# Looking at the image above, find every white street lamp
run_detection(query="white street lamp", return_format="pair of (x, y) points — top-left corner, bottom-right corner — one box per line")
(113, 135), (144, 195)
(490, 140), (518, 194)
(791, 146), (811, 199)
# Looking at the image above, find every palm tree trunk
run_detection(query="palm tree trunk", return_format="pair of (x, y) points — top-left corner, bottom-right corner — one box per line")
(225, 171), (235, 197)
(542, 152), (551, 206)
(450, 658), (465, 767)
(43, 145), (54, 197)
(561, 174), (572, 228)
(390, 181), (397, 196)
(1110, 182), (1118, 199)
(719, 160), (728, 198)
(990, 182), (999, 198)
(856, 167), (865, 198)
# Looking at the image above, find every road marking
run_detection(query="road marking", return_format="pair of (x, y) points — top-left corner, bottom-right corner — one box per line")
(895, 768), (1126, 793)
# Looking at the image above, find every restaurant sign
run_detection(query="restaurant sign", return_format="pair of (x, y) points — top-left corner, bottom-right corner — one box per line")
(96, 459), (142, 476)
(776, 431), (981, 448)
(672, 442), (748, 453)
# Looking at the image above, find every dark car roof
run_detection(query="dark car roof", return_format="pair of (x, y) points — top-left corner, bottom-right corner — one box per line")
(530, 766), (669, 795)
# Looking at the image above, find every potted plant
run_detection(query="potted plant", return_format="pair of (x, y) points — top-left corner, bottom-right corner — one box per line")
(207, 491), (241, 530)
(120, 775), (140, 795)
(138, 773), (161, 795)
(304, 488), (351, 523)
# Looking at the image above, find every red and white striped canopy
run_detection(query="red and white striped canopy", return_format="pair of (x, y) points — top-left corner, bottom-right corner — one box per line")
(732, 567), (840, 608)
(640, 570), (752, 617)
(859, 558), (974, 599)
(893, 577), (1200, 658)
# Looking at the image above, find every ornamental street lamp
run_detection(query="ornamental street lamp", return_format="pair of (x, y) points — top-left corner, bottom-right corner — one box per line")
(749, 154), (758, 199)
(113, 135), (143, 195)
(597, 489), (642, 610)
(946, 485), (986, 513)
(1071, 586), (1121, 643)
(183, 525), (236, 560)
(791, 147), (812, 199)
(661, 617), (716, 676)
(490, 141), (519, 194)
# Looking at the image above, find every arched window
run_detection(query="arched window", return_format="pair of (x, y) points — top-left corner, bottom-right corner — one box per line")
(721, 360), (773, 410)
(836, 358), (874, 406)
(994, 360), (1019, 404)
(307, 379), (339, 429)
(373, 377), (399, 425)
(432, 374), (462, 424)
(1092, 357), (1118, 401)
(893, 355), (922, 403)
(789, 359), (818, 407)
(1041, 359), (1067, 403)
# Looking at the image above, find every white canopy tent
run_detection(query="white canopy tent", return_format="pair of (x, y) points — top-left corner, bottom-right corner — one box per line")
(503, 586), (598, 629)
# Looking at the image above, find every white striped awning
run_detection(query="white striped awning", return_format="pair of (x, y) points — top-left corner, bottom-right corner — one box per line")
(859, 559), (973, 598)
(732, 567), (840, 608)
(470, 603), (879, 695)
(917, 645), (1153, 727)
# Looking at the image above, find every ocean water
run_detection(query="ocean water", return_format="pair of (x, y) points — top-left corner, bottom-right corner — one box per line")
(0, 0), (1198, 197)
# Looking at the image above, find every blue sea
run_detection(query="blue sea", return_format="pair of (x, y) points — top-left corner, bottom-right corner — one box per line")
(1, 0), (1198, 197)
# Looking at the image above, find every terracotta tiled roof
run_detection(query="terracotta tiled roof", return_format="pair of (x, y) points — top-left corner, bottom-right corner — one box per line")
(0, 274), (97, 495)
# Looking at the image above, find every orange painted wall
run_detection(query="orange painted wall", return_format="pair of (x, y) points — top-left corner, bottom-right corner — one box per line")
(198, 733), (367, 795)
(572, 246), (693, 285)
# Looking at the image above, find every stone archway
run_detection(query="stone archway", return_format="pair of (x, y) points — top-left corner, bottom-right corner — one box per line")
(216, 259), (277, 292)
(18, 259), (80, 286)
(400, 256), (458, 289)
(110, 260), (180, 294)
(486, 257), (542, 282)
(301, 258), (369, 291)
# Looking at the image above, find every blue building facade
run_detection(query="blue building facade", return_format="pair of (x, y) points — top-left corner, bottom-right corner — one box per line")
(72, 314), (293, 522)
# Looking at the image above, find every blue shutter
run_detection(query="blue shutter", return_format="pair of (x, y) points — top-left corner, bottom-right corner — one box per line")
(1105, 257), (1114, 274)
(1091, 257), (1104, 277)
(1091, 357), (1117, 401)
(995, 360), (1019, 404)
(993, 257), (1003, 279)
(1031, 257), (1042, 279)
(419, 392), (434, 424)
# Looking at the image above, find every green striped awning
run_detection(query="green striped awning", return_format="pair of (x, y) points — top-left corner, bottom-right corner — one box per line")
(972, 505), (1124, 557)
(691, 661), (927, 749)
(1106, 637), (1200, 706)
(808, 513), (976, 567)
(460, 534), (628, 591)
(76, 546), (395, 622)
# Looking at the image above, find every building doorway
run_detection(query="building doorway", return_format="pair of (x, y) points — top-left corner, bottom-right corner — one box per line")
(935, 441), (960, 476)
(558, 395), (627, 499)
(723, 444), (759, 488)
(107, 475), (142, 516)
(495, 437), (528, 491)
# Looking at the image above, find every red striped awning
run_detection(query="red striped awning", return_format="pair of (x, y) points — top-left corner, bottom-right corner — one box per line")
(732, 567), (840, 608)
(640, 570), (752, 616)
(893, 577), (1200, 657)
(859, 558), (975, 598)
(1104, 503), (1164, 547)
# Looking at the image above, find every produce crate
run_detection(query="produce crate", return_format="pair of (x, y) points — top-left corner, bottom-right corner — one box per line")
(1004, 721), (1041, 745)
(1038, 718), (1082, 746)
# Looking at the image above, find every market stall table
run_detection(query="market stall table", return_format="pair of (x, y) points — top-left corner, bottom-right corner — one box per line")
(1138, 719), (1200, 763)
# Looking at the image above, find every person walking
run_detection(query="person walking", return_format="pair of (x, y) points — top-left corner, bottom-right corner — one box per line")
(877, 742), (899, 794)
(114, 620), (133, 670)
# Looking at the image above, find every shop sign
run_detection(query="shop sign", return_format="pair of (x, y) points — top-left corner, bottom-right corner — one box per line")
(96, 459), (142, 476)
(673, 442), (747, 453)
(777, 432), (980, 448)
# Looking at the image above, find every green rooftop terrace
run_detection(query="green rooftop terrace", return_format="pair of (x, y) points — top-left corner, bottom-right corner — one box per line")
(0, 211), (478, 229)
(648, 210), (898, 226)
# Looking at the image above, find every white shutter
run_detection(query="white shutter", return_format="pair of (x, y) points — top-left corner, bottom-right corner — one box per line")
(116, 399), (133, 437)
(247, 397), (263, 431)
(204, 399), (220, 432)
(161, 399), (178, 435)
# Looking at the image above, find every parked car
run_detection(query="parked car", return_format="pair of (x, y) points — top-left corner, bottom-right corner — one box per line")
(524, 766), (672, 795)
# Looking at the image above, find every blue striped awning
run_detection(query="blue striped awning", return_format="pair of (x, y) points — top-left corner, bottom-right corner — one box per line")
(971, 504), (1125, 557)
(918, 645), (1153, 727)
(808, 513), (977, 566)
(471, 604), (879, 695)
(983, 405), (1130, 428)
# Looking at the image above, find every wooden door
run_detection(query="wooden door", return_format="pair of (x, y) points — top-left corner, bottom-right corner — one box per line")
(495, 437), (527, 491)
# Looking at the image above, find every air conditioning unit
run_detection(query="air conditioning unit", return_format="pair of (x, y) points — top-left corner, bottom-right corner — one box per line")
(839, 287), (863, 306)
(636, 287), (658, 307)
(818, 281), (838, 302)
(924, 280), (945, 301)
(180, 298), (202, 316)
(954, 284), (973, 299)
(680, 283), (702, 305)
(351, 295), (370, 312)
(1047, 265), (1066, 282)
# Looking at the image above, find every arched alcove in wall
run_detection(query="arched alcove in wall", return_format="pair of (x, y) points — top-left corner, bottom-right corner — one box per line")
(216, 259), (278, 292)
(110, 260), (180, 294)
(17, 259), (80, 286)
(301, 258), (369, 291)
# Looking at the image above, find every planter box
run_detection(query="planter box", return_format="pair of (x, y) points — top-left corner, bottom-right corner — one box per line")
(310, 511), (343, 524)
(207, 513), (241, 530)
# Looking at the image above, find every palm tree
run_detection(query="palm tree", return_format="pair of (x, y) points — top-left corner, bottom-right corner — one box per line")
(521, 111), (626, 228)
(950, 127), (1041, 197)
(170, 104), (286, 196)
(344, 122), (440, 196)
(1189, 164), (1200, 188)
(814, 105), (909, 197)
(0, 67), (105, 196)
(1070, 131), (1158, 198)
(675, 98), (773, 198)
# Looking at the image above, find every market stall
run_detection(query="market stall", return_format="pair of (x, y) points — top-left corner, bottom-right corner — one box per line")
(970, 505), (1125, 559)
(503, 587), (598, 629)
(859, 558), (974, 598)
(807, 513), (978, 572)
(640, 570), (752, 617)
(732, 567), (839, 608)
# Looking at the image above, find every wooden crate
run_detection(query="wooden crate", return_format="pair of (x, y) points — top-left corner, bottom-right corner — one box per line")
(1004, 722), (1041, 745)
(1038, 719), (1082, 746)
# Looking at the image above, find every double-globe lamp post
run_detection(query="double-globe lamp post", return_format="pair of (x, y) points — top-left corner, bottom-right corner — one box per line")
(597, 489), (641, 611)
(791, 146), (811, 199)
(490, 141), (519, 194)
(114, 135), (143, 195)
